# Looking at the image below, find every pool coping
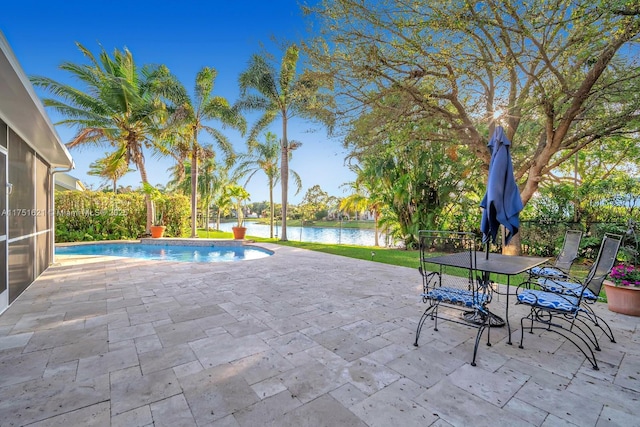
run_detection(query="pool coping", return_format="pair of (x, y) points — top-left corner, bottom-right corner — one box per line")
(55, 237), (253, 248)
(53, 238), (274, 264)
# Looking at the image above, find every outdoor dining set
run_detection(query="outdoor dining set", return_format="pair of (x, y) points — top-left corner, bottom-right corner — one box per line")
(412, 229), (622, 371)
(412, 125), (624, 371)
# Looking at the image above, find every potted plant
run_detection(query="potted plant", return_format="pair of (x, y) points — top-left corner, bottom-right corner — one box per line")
(144, 183), (166, 238)
(604, 264), (640, 316)
(227, 185), (250, 240)
(150, 213), (166, 238)
(604, 219), (640, 315)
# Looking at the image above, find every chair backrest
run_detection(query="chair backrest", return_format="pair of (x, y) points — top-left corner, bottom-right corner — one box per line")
(585, 233), (623, 298)
(554, 229), (583, 272)
(418, 230), (490, 304)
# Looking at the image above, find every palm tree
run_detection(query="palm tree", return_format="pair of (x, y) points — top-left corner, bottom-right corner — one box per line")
(234, 132), (302, 238)
(160, 67), (246, 237)
(236, 44), (333, 240)
(31, 43), (171, 231)
(168, 158), (222, 231)
(340, 166), (384, 246)
(211, 167), (233, 231)
(87, 145), (133, 193)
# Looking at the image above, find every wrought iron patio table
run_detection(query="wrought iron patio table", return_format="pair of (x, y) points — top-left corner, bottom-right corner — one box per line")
(423, 251), (549, 344)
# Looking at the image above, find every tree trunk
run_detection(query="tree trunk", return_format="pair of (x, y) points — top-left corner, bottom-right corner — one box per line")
(502, 227), (522, 255)
(203, 198), (209, 232)
(374, 210), (379, 247)
(280, 115), (289, 241)
(137, 161), (152, 233)
(269, 178), (274, 239)
(190, 144), (198, 238)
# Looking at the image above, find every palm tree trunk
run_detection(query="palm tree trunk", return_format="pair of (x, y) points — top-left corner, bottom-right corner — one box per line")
(190, 143), (198, 238)
(269, 178), (274, 239)
(280, 115), (289, 241)
(138, 161), (153, 233)
(374, 210), (379, 247)
(203, 197), (209, 232)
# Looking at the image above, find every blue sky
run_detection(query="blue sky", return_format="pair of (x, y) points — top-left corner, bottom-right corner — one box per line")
(0, 0), (354, 204)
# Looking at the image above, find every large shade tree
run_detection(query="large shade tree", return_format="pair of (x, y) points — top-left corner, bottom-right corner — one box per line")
(160, 67), (246, 237)
(236, 44), (334, 240)
(305, 0), (640, 247)
(31, 43), (172, 231)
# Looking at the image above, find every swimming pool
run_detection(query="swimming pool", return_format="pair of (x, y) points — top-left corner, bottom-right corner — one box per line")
(55, 242), (273, 262)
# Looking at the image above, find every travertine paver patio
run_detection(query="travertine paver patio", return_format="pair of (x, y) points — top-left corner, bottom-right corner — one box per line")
(0, 243), (639, 426)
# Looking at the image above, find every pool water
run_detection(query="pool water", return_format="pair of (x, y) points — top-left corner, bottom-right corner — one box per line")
(55, 243), (272, 263)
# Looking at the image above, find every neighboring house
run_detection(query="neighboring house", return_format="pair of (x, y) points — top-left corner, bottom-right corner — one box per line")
(0, 32), (74, 314)
(55, 173), (86, 192)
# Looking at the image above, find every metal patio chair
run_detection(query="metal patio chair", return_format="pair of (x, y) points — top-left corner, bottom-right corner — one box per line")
(534, 233), (623, 344)
(414, 230), (494, 366)
(529, 229), (583, 279)
(516, 233), (623, 370)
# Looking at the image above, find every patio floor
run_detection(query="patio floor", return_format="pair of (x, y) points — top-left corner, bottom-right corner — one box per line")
(0, 243), (639, 426)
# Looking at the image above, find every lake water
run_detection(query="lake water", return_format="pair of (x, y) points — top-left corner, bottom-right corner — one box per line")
(214, 222), (379, 246)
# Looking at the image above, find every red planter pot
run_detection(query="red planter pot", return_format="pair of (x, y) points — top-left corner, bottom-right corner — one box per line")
(232, 226), (247, 240)
(150, 225), (166, 238)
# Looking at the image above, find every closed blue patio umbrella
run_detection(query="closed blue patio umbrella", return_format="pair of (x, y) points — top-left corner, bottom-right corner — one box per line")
(480, 126), (523, 248)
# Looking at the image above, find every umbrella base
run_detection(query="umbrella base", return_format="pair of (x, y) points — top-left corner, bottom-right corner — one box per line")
(462, 310), (505, 327)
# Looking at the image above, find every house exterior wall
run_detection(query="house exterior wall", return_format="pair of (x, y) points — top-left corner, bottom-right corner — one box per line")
(0, 32), (73, 314)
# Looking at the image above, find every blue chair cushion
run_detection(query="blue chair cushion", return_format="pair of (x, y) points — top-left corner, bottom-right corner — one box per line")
(537, 278), (597, 300)
(530, 266), (567, 278)
(422, 287), (488, 308)
(517, 289), (580, 312)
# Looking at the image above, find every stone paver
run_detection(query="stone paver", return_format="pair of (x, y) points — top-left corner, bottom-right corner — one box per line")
(0, 243), (638, 426)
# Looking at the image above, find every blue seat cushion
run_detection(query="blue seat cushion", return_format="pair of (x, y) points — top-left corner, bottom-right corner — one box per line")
(530, 266), (568, 278)
(517, 289), (580, 312)
(537, 278), (597, 300)
(422, 287), (488, 308)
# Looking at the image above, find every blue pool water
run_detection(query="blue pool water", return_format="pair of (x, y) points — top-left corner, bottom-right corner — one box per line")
(55, 243), (273, 262)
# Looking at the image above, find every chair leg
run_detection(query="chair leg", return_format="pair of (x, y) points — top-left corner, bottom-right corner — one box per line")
(519, 315), (531, 349)
(471, 310), (492, 367)
(581, 304), (616, 343)
(518, 308), (599, 370)
(414, 304), (436, 347)
(568, 316), (601, 351)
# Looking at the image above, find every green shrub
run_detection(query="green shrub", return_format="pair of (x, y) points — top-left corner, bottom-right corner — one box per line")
(55, 190), (190, 242)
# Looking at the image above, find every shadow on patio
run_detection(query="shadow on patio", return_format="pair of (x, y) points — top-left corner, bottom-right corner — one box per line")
(0, 244), (638, 426)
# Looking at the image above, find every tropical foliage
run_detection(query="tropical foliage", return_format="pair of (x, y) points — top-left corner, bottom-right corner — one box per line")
(236, 44), (334, 240)
(55, 190), (190, 242)
(234, 131), (302, 237)
(305, 0), (640, 247)
(31, 43), (175, 231)
(159, 67), (246, 237)
(36, 3), (640, 251)
(226, 185), (250, 227)
(87, 145), (133, 193)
